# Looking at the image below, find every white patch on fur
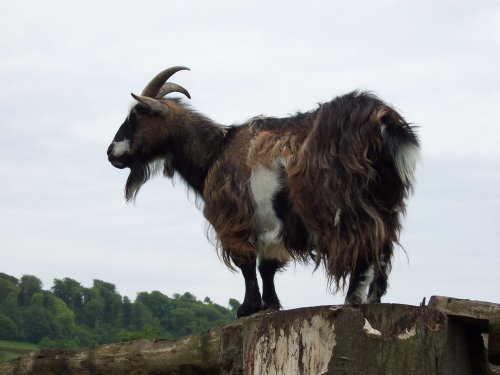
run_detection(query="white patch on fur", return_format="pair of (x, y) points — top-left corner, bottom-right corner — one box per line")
(129, 100), (138, 109)
(394, 143), (420, 188)
(334, 209), (341, 227)
(148, 158), (165, 177)
(250, 164), (290, 263)
(112, 139), (131, 157)
(344, 265), (375, 304)
(366, 254), (387, 303)
(380, 254), (387, 267)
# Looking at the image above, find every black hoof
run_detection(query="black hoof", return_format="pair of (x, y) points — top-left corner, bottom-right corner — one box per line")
(344, 294), (363, 305)
(237, 301), (262, 318)
(262, 300), (281, 311)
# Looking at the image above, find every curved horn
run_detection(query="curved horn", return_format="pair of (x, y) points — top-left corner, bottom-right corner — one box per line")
(157, 82), (191, 100)
(141, 66), (190, 98)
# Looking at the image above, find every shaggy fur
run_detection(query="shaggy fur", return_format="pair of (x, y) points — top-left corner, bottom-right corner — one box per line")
(108, 69), (419, 317)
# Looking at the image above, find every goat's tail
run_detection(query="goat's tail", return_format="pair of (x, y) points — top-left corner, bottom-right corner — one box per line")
(378, 104), (420, 193)
(300, 91), (420, 195)
(288, 91), (419, 290)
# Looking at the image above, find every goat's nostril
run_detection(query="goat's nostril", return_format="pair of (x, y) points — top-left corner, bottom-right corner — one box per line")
(107, 144), (113, 156)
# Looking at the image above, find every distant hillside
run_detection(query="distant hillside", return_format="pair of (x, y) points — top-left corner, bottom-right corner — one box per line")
(0, 272), (240, 350)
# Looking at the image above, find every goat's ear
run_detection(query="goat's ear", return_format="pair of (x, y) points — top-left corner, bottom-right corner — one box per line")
(131, 93), (169, 116)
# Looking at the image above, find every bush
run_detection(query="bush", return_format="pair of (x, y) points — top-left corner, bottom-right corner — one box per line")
(38, 336), (80, 350)
(0, 314), (17, 340)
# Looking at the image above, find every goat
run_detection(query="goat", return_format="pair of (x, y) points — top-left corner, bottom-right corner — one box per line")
(107, 66), (419, 317)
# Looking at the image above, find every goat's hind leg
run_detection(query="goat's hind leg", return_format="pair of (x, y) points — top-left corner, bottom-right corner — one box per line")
(366, 254), (389, 303)
(258, 258), (283, 311)
(344, 259), (375, 305)
(235, 259), (263, 318)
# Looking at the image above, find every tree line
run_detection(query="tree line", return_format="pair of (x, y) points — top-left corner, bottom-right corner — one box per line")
(0, 272), (240, 349)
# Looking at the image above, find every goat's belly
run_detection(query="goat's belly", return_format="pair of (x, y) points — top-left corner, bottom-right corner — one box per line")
(250, 164), (290, 263)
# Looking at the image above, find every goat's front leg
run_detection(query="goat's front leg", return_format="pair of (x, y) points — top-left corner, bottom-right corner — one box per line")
(258, 258), (282, 311)
(236, 260), (263, 317)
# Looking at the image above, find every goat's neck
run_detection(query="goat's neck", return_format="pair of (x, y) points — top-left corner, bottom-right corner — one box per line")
(164, 106), (226, 195)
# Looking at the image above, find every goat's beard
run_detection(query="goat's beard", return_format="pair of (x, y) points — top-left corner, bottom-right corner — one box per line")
(125, 157), (174, 202)
(125, 159), (149, 202)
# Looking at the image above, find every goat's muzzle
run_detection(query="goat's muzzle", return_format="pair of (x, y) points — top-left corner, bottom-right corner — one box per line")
(107, 144), (127, 169)
(110, 160), (127, 169)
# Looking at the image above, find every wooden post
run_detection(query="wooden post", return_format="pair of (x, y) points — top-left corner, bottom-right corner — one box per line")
(1, 300), (498, 375)
(428, 295), (500, 367)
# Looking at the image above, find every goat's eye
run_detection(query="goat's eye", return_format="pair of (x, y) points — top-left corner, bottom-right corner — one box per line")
(134, 104), (150, 116)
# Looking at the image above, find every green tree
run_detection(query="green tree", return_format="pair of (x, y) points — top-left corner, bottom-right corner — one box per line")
(0, 313), (17, 340)
(18, 275), (42, 307)
(52, 278), (84, 321)
(136, 291), (173, 331)
(120, 296), (133, 329)
(0, 274), (19, 305)
(0, 274), (20, 323)
(82, 288), (105, 328)
(92, 280), (122, 325)
(0, 273), (18, 285)
(228, 298), (241, 312)
(38, 336), (80, 349)
(130, 302), (162, 333)
(44, 293), (75, 339)
(203, 297), (213, 304)
(72, 325), (97, 347)
(179, 292), (197, 302)
(21, 303), (51, 342)
(0, 272), (240, 347)
(168, 308), (198, 337)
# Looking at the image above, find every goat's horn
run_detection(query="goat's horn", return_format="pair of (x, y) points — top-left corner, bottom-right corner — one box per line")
(157, 82), (191, 100)
(141, 66), (190, 98)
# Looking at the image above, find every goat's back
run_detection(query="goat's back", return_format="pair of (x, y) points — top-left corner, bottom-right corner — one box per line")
(204, 92), (419, 286)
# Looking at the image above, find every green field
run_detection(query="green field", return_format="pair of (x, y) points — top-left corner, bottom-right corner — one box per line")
(0, 340), (38, 362)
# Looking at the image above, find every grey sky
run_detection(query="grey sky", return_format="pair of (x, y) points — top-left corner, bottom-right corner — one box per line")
(1, 1), (499, 309)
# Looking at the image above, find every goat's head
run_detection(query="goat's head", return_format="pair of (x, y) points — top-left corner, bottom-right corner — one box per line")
(107, 66), (191, 200)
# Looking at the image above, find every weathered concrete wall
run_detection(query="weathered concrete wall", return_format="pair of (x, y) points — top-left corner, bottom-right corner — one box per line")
(1, 299), (498, 375)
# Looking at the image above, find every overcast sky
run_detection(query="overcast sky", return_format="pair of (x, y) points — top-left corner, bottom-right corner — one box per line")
(1, 1), (499, 310)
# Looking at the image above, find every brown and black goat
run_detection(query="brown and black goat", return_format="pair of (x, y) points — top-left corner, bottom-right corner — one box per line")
(107, 66), (420, 317)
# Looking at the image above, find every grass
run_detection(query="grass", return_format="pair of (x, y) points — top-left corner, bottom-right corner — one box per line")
(0, 351), (21, 362)
(0, 340), (38, 352)
(0, 340), (38, 362)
